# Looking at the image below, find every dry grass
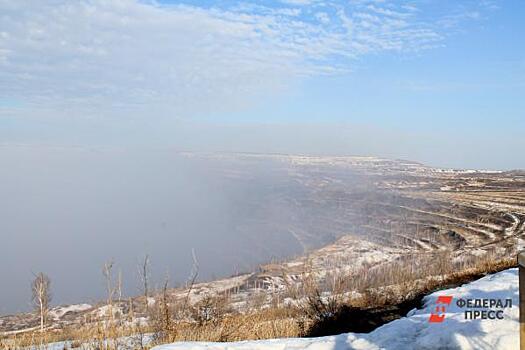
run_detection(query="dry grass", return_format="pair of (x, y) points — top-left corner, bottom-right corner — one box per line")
(0, 251), (517, 349)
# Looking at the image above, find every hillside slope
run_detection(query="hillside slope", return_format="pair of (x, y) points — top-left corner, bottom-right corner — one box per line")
(153, 268), (519, 350)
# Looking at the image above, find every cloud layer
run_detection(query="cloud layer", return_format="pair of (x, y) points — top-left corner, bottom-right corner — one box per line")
(0, 0), (493, 119)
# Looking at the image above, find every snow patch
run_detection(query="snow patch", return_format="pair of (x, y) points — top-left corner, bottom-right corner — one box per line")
(152, 269), (518, 350)
(49, 303), (92, 319)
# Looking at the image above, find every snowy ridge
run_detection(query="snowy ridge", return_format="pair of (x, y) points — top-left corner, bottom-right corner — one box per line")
(49, 304), (92, 320)
(152, 268), (518, 350)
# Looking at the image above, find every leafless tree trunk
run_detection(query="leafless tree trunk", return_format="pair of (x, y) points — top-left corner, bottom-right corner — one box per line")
(161, 277), (173, 341)
(138, 254), (150, 311)
(31, 272), (51, 333)
(102, 260), (115, 320)
(117, 269), (123, 304)
(103, 260), (121, 349)
(180, 249), (199, 318)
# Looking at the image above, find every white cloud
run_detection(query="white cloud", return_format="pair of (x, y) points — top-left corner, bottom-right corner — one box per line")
(0, 0), (492, 120)
(280, 0), (316, 5)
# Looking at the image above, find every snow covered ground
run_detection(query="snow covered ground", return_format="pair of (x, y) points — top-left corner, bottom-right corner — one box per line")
(153, 268), (519, 350)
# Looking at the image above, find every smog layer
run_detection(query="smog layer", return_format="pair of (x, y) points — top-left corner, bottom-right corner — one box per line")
(1, 151), (523, 333)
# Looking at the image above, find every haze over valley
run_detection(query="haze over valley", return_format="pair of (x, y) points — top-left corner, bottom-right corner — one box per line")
(2, 146), (523, 318)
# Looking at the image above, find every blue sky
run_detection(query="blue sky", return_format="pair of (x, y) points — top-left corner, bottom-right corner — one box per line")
(0, 0), (524, 169)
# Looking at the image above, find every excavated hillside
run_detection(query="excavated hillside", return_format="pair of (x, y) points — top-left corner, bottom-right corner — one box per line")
(1, 154), (523, 335)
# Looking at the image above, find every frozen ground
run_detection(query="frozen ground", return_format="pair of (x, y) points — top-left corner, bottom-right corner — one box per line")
(153, 268), (519, 350)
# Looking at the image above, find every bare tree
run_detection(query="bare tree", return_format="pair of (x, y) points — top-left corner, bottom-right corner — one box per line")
(117, 268), (123, 304)
(150, 274), (174, 343)
(138, 254), (150, 311)
(160, 276), (173, 341)
(180, 249), (199, 318)
(31, 272), (52, 333)
(102, 260), (115, 320)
